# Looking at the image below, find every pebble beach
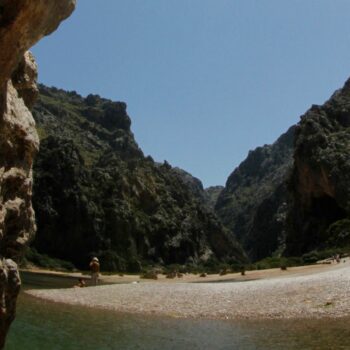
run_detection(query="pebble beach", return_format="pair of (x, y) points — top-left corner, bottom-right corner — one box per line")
(26, 260), (350, 320)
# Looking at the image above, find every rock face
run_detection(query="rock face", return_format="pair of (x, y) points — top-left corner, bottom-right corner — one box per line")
(0, 1), (75, 347)
(215, 127), (295, 261)
(286, 78), (350, 255)
(205, 186), (224, 210)
(31, 86), (246, 271)
(169, 170), (224, 211)
(170, 167), (215, 208)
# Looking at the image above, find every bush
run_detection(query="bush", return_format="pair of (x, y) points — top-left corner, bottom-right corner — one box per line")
(302, 247), (350, 264)
(203, 258), (220, 273)
(140, 270), (158, 279)
(165, 264), (181, 274)
(326, 219), (350, 247)
(254, 256), (304, 270)
(127, 258), (142, 273)
(98, 250), (125, 272)
(301, 251), (319, 264)
(166, 272), (176, 279)
(23, 247), (75, 271)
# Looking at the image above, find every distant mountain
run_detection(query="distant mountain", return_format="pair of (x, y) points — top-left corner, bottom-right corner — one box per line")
(205, 186), (224, 210)
(31, 85), (246, 271)
(215, 126), (295, 261)
(170, 167), (210, 205)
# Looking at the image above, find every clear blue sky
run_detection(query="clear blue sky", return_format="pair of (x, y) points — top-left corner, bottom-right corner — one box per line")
(32, 0), (350, 187)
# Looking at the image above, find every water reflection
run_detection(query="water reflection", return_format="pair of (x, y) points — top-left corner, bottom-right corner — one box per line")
(5, 274), (350, 350)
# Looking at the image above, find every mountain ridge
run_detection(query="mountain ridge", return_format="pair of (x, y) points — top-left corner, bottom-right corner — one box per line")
(31, 84), (247, 271)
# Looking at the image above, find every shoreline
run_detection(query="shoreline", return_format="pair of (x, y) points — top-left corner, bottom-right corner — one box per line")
(25, 259), (350, 320)
(20, 258), (343, 284)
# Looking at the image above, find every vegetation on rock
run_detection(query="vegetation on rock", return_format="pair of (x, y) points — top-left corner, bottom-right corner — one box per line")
(31, 78), (350, 273)
(214, 78), (350, 263)
(215, 126), (295, 261)
(31, 85), (246, 271)
(286, 78), (350, 256)
(204, 186), (224, 210)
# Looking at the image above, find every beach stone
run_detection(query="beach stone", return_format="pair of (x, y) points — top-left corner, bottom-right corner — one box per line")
(27, 261), (350, 321)
(0, 0), (75, 347)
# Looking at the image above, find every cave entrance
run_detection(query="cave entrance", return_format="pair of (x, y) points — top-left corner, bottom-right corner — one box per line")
(310, 195), (346, 223)
(304, 194), (347, 250)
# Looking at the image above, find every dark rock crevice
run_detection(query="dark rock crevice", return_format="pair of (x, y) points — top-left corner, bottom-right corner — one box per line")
(215, 126), (295, 261)
(286, 77), (350, 257)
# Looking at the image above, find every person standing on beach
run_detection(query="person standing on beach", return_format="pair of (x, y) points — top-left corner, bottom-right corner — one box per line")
(89, 257), (100, 286)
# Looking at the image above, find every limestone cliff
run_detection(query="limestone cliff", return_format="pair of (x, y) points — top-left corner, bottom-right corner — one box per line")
(286, 78), (350, 255)
(170, 167), (214, 208)
(215, 127), (295, 261)
(0, 1), (75, 347)
(30, 86), (247, 271)
(205, 186), (224, 210)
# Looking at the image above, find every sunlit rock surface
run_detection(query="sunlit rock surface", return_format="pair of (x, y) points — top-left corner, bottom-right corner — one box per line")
(0, 0), (75, 346)
(31, 86), (247, 271)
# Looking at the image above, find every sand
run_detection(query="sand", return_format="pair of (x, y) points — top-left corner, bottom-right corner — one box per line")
(25, 259), (350, 320)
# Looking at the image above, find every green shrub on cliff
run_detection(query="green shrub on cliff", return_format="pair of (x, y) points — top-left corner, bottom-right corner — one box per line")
(30, 85), (247, 271)
(215, 127), (295, 261)
(286, 79), (350, 256)
(23, 247), (75, 271)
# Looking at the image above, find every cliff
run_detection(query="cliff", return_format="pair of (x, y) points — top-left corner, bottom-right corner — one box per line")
(0, 0), (75, 346)
(170, 167), (218, 208)
(205, 186), (224, 210)
(215, 78), (350, 262)
(215, 127), (295, 261)
(31, 86), (247, 271)
(286, 78), (350, 256)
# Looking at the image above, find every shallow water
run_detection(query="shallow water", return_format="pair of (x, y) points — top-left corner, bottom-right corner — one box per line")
(5, 274), (350, 349)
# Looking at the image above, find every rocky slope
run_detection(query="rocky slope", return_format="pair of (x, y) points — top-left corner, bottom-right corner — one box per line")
(215, 126), (295, 261)
(286, 78), (350, 256)
(0, 0), (75, 347)
(31, 86), (246, 271)
(205, 186), (224, 210)
(170, 167), (220, 209)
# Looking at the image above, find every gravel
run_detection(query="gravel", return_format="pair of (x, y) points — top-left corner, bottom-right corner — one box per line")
(26, 262), (350, 320)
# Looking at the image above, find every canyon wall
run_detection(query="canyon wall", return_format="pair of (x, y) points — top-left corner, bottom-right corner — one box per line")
(215, 127), (295, 261)
(286, 78), (350, 256)
(0, 1), (75, 346)
(30, 85), (247, 271)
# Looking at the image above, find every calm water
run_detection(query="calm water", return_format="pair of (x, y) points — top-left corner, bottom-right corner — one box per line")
(5, 273), (350, 350)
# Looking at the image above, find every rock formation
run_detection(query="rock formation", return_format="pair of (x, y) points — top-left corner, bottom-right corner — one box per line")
(208, 78), (350, 262)
(170, 167), (215, 207)
(286, 78), (350, 256)
(31, 86), (247, 272)
(0, 1), (75, 347)
(215, 127), (295, 261)
(205, 186), (224, 210)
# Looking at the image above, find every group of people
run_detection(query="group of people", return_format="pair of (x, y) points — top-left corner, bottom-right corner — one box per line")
(333, 254), (341, 264)
(74, 256), (100, 288)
